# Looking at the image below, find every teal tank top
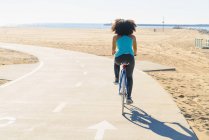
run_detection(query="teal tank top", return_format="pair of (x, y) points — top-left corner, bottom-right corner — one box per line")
(115, 36), (134, 57)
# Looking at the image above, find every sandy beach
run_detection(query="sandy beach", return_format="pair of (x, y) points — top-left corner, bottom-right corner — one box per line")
(0, 48), (38, 66)
(0, 27), (208, 139)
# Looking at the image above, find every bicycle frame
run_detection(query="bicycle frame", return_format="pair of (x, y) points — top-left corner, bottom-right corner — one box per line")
(119, 65), (128, 114)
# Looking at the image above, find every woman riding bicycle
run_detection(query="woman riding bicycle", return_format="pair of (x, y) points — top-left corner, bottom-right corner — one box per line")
(112, 19), (137, 104)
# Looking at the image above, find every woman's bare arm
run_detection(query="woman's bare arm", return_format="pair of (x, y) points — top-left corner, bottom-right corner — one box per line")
(112, 35), (117, 55)
(132, 35), (137, 56)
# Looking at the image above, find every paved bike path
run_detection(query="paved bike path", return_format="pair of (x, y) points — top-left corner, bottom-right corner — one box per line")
(0, 43), (197, 140)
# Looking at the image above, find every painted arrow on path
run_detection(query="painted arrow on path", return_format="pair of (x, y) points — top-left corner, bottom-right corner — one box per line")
(88, 120), (116, 140)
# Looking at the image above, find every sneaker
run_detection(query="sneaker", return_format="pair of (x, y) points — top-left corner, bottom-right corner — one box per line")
(113, 78), (119, 85)
(119, 92), (123, 95)
(126, 98), (133, 105)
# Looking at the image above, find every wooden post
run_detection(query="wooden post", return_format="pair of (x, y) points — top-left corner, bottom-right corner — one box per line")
(162, 17), (165, 32)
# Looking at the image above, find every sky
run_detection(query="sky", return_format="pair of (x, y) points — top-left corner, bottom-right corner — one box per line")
(0, 0), (209, 25)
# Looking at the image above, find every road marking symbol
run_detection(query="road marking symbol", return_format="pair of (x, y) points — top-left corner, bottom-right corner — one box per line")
(88, 120), (116, 140)
(0, 117), (16, 128)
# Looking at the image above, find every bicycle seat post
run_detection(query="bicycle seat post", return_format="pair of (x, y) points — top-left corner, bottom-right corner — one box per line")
(121, 63), (129, 69)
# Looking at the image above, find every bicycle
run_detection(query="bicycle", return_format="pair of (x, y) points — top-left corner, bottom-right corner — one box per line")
(118, 63), (129, 115)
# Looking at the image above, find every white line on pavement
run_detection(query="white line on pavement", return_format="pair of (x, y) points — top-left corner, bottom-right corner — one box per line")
(0, 61), (44, 88)
(80, 64), (85, 68)
(24, 123), (47, 132)
(53, 102), (67, 113)
(75, 82), (82, 87)
(83, 71), (88, 75)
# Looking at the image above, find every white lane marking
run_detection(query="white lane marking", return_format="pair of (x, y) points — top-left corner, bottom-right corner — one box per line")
(0, 61), (44, 88)
(83, 71), (88, 75)
(80, 64), (85, 68)
(75, 82), (82, 87)
(53, 102), (67, 113)
(25, 127), (34, 132)
(88, 120), (116, 140)
(24, 122), (47, 132)
(0, 117), (16, 128)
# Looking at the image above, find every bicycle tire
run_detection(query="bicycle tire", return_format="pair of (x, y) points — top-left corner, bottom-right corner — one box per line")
(119, 66), (128, 115)
(121, 70), (127, 115)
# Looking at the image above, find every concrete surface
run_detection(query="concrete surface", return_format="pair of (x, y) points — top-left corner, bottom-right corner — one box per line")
(0, 61), (175, 84)
(0, 43), (197, 140)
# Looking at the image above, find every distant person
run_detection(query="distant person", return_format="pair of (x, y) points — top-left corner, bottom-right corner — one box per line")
(111, 19), (137, 104)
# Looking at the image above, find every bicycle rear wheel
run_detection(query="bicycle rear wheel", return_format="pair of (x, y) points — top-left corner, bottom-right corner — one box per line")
(122, 92), (125, 114)
(119, 68), (127, 115)
(121, 78), (126, 115)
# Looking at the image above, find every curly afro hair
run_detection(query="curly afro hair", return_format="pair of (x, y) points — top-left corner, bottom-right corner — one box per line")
(112, 19), (136, 36)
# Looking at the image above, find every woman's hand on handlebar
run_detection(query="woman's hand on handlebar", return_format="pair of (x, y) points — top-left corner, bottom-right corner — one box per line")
(112, 50), (116, 55)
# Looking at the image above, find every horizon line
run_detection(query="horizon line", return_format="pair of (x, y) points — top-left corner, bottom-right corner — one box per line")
(1, 22), (209, 27)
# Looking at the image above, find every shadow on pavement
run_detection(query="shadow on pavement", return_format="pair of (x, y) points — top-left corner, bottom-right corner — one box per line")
(123, 105), (198, 140)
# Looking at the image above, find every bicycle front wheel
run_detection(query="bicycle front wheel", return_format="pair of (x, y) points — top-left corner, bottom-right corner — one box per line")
(122, 92), (124, 114)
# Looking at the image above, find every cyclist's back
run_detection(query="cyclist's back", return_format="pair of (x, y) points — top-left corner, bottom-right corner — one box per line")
(115, 35), (134, 57)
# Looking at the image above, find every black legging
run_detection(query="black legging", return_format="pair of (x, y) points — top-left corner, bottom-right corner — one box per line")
(114, 54), (135, 98)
